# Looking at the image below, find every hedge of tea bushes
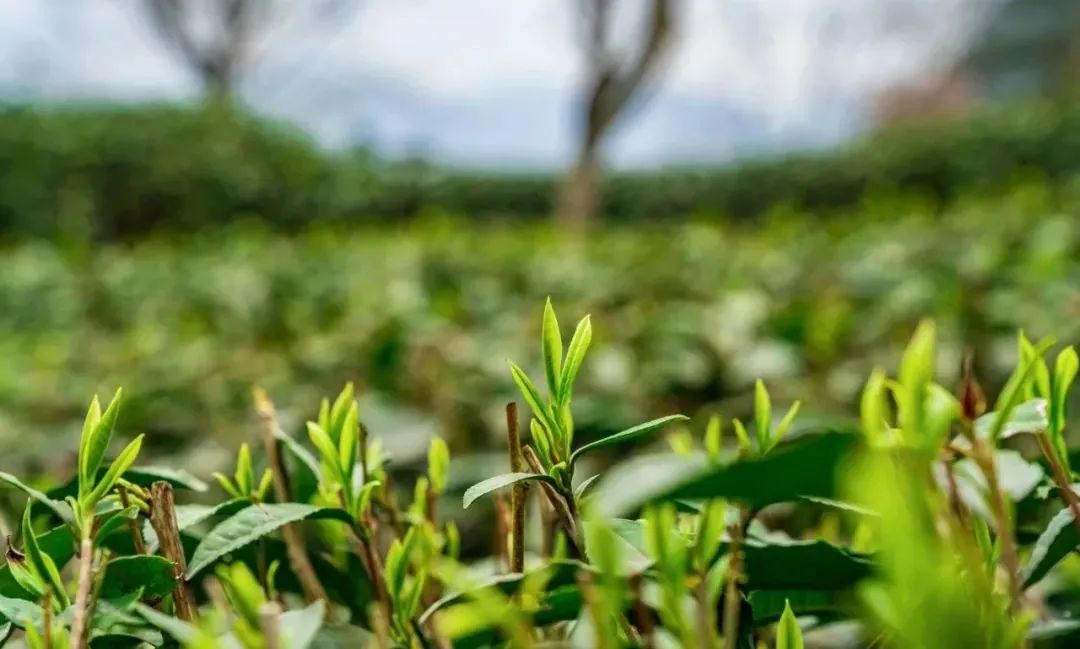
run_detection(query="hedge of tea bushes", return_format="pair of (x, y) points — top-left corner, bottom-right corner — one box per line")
(3, 99), (1080, 239)
(2, 191), (1080, 476)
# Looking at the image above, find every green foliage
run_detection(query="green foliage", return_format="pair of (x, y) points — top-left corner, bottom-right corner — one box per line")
(5, 100), (1080, 240)
(3, 299), (1080, 648)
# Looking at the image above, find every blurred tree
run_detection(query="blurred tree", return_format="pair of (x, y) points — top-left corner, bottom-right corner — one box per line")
(558, 0), (675, 227)
(141, 0), (355, 101)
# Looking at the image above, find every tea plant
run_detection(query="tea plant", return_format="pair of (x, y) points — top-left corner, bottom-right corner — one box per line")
(2, 301), (1080, 648)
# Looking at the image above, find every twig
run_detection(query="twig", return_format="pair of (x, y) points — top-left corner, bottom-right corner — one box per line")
(344, 514), (391, 624)
(42, 589), (52, 649)
(506, 403), (527, 574)
(69, 537), (94, 649)
(148, 481), (199, 621)
(630, 574), (654, 649)
(1035, 433), (1080, 538)
(971, 441), (1024, 611)
(259, 601), (283, 649)
(522, 446), (583, 555)
(118, 485), (147, 555)
(253, 388), (330, 606)
(494, 495), (511, 572)
(721, 509), (748, 649)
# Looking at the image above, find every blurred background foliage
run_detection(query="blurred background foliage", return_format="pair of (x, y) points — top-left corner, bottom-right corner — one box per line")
(3, 0), (1080, 497)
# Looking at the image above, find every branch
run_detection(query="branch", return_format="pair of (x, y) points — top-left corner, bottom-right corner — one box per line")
(149, 481), (199, 622)
(254, 389), (331, 606)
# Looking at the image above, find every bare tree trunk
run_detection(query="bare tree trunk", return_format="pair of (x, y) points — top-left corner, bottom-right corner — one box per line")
(557, 0), (673, 227)
(557, 145), (600, 230)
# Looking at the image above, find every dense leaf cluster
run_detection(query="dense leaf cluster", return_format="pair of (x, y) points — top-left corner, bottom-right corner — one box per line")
(3, 302), (1080, 648)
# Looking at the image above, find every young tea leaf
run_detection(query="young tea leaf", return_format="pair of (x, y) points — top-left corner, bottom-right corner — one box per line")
(558, 314), (592, 404)
(542, 298), (564, 402)
(186, 504), (351, 579)
(568, 415), (689, 471)
(776, 600), (806, 649)
(463, 472), (559, 509)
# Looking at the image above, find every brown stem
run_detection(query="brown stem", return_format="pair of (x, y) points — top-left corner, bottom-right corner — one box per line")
(259, 601), (283, 649)
(345, 518), (391, 624)
(42, 589), (52, 649)
(696, 578), (716, 649)
(148, 481), (198, 621)
(506, 403), (526, 574)
(972, 441), (1024, 611)
(522, 446), (583, 555)
(254, 389), (330, 606)
(722, 510), (748, 649)
(118, 485), (147, 555)
(69, 537), (94, 649)
(494, 494), (511, 572)
(630, 574), (654, 649)
(1036, 433), (1080, 537)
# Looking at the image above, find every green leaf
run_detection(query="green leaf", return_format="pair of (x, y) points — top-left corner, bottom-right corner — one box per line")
(463, 472), (559, 509)
(275, 428), (322, 483)
(574, 474), (602, 500)
(989, 339), (1055, 441)
(568, 415), (688, 471)
(186, 504), (351, 579)
(769, 401), (802, 452)
(279, 600), (326, 649)
(20, 506), (68, 608)
(0, 525), (75, 600)
(542, 298), (564, 401)
(974, 399), (1047, 439)
(338, 403), (360, 486)
(860, 368), (889, 442)
(594, 431), (859, 517)
(100, 556), (178, 600)
(235, 444), (254, 496)
(133, 602), (199, 643)
(86, 435), (144, 506)
(1022, 506), (1080, 587)
(307, 422), (341, 480)
(0, 593), (43, 628)
(508, 362), (562, 446)
(0, 473), (74, 523)
(119, 466), (208, 492)
(428, 437), (450, 494)
(754, 380), (772, 451)
(725, 538), (873, 591)
(558, 315), (592, 404)
(328, 383), (355, 445)
(775, 600), (805, 649)
(420, 560), (584, 623)
(80, 389), (123, 499)
(748, 590), (845, 626)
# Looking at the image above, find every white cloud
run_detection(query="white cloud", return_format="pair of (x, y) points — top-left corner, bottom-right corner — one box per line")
(0, 0), (998, 166)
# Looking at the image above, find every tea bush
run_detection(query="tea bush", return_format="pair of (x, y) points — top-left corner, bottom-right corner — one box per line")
(2, 301), (1080, 648)
(4, 99), (1080, 239)
(3, 195), (1079, 477)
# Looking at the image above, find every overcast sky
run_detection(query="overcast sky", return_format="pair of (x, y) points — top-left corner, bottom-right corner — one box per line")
(0, 0), (997, 168)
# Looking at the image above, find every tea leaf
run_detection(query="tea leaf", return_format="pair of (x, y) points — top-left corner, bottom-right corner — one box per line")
(755, 380), (772, 451)
(595, 431), (859, 517)
(79, 388), (123, 498)
(568, 414), (688, 471)
(186, 504), (351, 578)
(463, 472), (559, 509)
(508, 361), (562, 445)
(20, 506), (68, 608)
(542, 298), (563, 401)
(0, 472), (74, 523)
(99, 555), (177, 600)
(279, 599), (326, 649)
(974, 399), (1047, 439)
(558, 314), (592, 404)
(0, 593), (43, 629)
(775, 600), (805, 649)
(1022, 506), (1079, 588)
(86, 434), (144, 506)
